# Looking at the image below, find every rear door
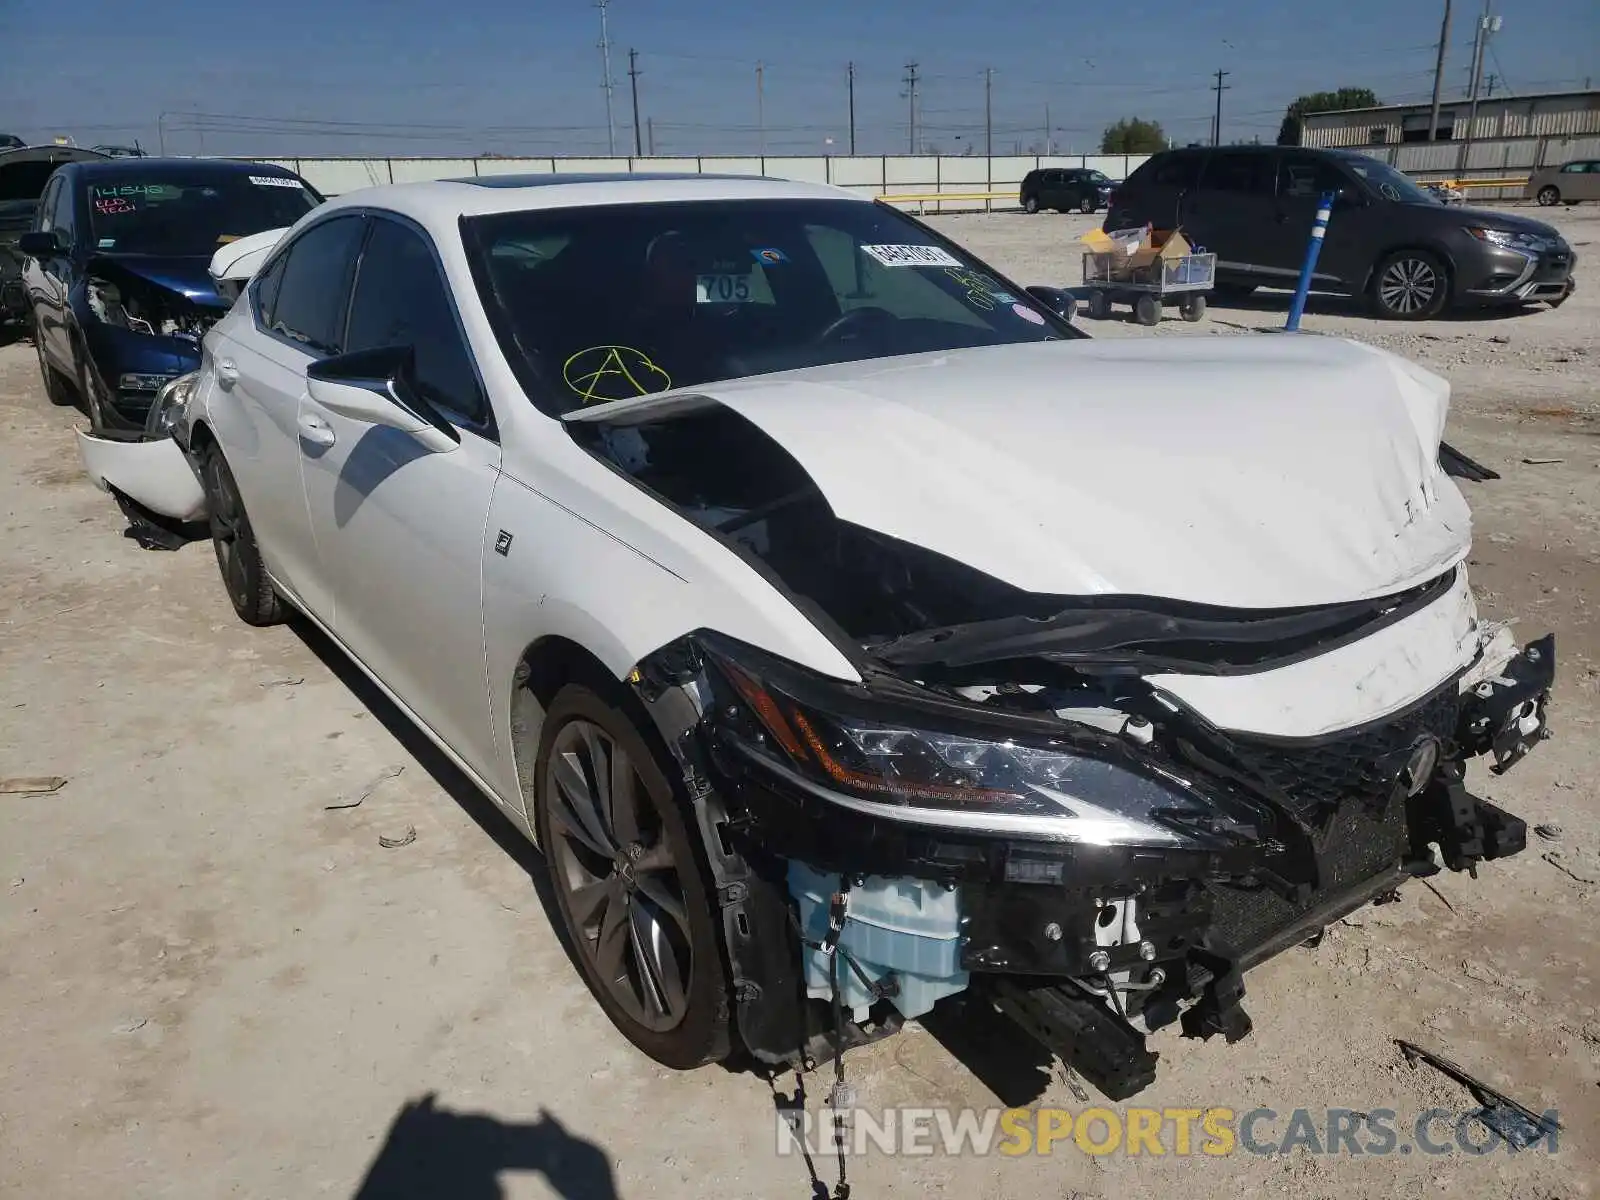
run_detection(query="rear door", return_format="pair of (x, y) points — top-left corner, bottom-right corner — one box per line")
(1189, 150), (1277, 276)
(1577, 162), (1600, 201)
(206, 212), (367, 619)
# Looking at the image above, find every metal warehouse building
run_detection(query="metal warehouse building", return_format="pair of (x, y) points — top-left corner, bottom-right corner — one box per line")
(1299, 89), (1600, 198)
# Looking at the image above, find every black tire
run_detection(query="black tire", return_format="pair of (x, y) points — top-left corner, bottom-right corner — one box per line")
(1134, 294), (1160, 326)
(1370, 249), (1449, 320)
(533, 684), (731, 1070)
(1023, 196), (1040, 214)
(1536, 186), (1559, 206)
(1078, 195), (1096, 214)
(1180, 294), (1207, 322)
(1087, 290), (1112, 320)
(33, 331), (73, 407)
(200, 442), (284, 626)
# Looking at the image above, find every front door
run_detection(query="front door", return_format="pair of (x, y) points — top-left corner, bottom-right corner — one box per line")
(1270, 152), (1372, 290)
(297, 213), (502, 774)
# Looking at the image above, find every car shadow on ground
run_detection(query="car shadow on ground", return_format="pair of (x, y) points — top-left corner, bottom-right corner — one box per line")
(0, 323), (32, 350)
(351, 1092), (620, 1200)
(287, 616), (584, 981)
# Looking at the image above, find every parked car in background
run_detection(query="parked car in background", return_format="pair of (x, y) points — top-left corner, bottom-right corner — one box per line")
(1526, 160), (1599, 206)
(20, 157), (321, 428)
(1021, 167), (1115, 214)
(1106, 145), (1576, 318)
(0, 134), (26, 151)
(81, 174), (1553, 1100)
(0, 144), (108, 326)
(91, 144), (148, 159)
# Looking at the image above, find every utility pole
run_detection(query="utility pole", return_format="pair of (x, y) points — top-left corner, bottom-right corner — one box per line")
(903, 61), (920, 153)
(595, 0), (617, 155)
(647, 116), (655, 155)
(1211, 69), (1231, 146)
(756, 61), (765, 155)
(1043, 102), (1051, 155)
(1461, 2), (1500, 170)
(984, 68), (993, 160)
(1427, 0), (1454, 141)
(628, 48), (643, 156)
(847, 62), (857, 155)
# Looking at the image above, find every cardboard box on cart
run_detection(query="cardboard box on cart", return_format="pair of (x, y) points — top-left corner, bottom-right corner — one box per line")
(1082, 226), (1193, 283)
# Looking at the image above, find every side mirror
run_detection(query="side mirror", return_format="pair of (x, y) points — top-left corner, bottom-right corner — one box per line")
(1025, 285), (1078, 323)
(18, 230), (63, 257)
(305, 346), (460, 454)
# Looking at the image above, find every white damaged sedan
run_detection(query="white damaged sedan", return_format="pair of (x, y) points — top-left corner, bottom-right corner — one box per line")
(80, 174), (1554, 1097)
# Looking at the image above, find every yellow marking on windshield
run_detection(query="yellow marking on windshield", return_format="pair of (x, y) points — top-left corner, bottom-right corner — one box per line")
(563, 345), (673, 404)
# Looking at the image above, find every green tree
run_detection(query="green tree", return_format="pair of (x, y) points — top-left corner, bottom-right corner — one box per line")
(1277, 88), (1381, 146)
(1100, 118), (1167, 154)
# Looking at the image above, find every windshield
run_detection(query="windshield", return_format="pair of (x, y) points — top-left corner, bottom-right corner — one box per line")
(464, 198), (1073, 416)
(88, 173), (319, 256)
(1341, 157), (1434, 205)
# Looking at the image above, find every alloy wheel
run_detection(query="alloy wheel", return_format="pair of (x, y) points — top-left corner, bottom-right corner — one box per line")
(1378, 257), (1439, 315)
(545, 718), (694, 1033)
(1537, 186), (1559, 207)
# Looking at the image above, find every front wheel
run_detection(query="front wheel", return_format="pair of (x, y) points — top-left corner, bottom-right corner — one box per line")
(1536, 186), (1560, 206)
(33, 330), (73, 407)
(1371, 249), (1448, 320)
(1023, 196), (1040, 214)
(201, 442), (284, 626)
(534, 685), (731, 1070)
(1180, 295), (1207, 322)
(1087, 290), (1112, 320)
(1134, 294), (1160, 326)
(1078, 195), (1096, 214)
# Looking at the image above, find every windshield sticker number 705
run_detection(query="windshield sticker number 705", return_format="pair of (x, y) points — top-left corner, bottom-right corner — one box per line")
(696, 273), (754, 304)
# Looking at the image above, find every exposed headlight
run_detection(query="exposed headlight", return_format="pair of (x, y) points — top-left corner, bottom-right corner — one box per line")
(707, 649), (1239, 847)
(1467, 227), (1552, 253)
(143, 370), (200, 440)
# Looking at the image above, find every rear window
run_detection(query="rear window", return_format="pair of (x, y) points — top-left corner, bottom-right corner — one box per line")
(1127, 153), (1203, 190)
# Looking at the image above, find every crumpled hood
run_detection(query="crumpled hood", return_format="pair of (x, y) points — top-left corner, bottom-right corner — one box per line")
(88, 254), (228, 309)
(571, 336), (1472, 609)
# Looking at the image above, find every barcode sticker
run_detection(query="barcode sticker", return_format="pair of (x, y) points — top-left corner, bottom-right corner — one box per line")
(861, 244), (961, 268)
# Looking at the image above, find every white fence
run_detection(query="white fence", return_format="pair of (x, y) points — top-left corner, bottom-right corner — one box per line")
(249, 154), (1153, 211)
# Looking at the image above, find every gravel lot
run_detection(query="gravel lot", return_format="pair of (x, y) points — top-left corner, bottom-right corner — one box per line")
(2, 205), (1597, 1200)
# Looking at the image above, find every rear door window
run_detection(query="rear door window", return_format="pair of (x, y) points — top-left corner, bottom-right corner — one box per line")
(265, 214), (366, 355)
(1202, 152), (1275, 196)
(1276, 154), (1352, 201)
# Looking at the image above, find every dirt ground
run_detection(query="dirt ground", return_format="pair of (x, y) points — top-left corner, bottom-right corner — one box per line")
(2, 205), (1597, 1200)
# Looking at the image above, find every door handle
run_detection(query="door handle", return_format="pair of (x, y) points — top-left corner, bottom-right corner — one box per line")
(216, 358), (239, 386)
(298, 413), (336, 448)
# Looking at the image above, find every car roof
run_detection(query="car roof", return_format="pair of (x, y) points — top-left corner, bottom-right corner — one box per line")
(312, 172), (870, 226)
(69, 157), (302, 183)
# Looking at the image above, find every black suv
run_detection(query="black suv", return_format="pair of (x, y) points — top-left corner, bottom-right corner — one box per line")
(1020, 167), (1114, 215)
(1105, 145), (1576, 318)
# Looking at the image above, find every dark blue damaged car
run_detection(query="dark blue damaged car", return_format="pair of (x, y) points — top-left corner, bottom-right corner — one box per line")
(20, 158), (321, 430)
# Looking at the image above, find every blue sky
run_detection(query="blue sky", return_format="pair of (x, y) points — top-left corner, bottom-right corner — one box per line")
(2, 0), (1594, 157)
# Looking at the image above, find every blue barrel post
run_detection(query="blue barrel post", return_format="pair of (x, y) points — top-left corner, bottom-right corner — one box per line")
(1285, 190), (1336, 332)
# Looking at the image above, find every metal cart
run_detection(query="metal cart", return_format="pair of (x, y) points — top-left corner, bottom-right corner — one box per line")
(1082, 249), (1217, 326)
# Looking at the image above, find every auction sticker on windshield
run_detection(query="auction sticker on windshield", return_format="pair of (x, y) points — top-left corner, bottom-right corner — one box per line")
(696, 273), (754, 303)
(249, 175), (304, 188)
(862, 244), (961, 267)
